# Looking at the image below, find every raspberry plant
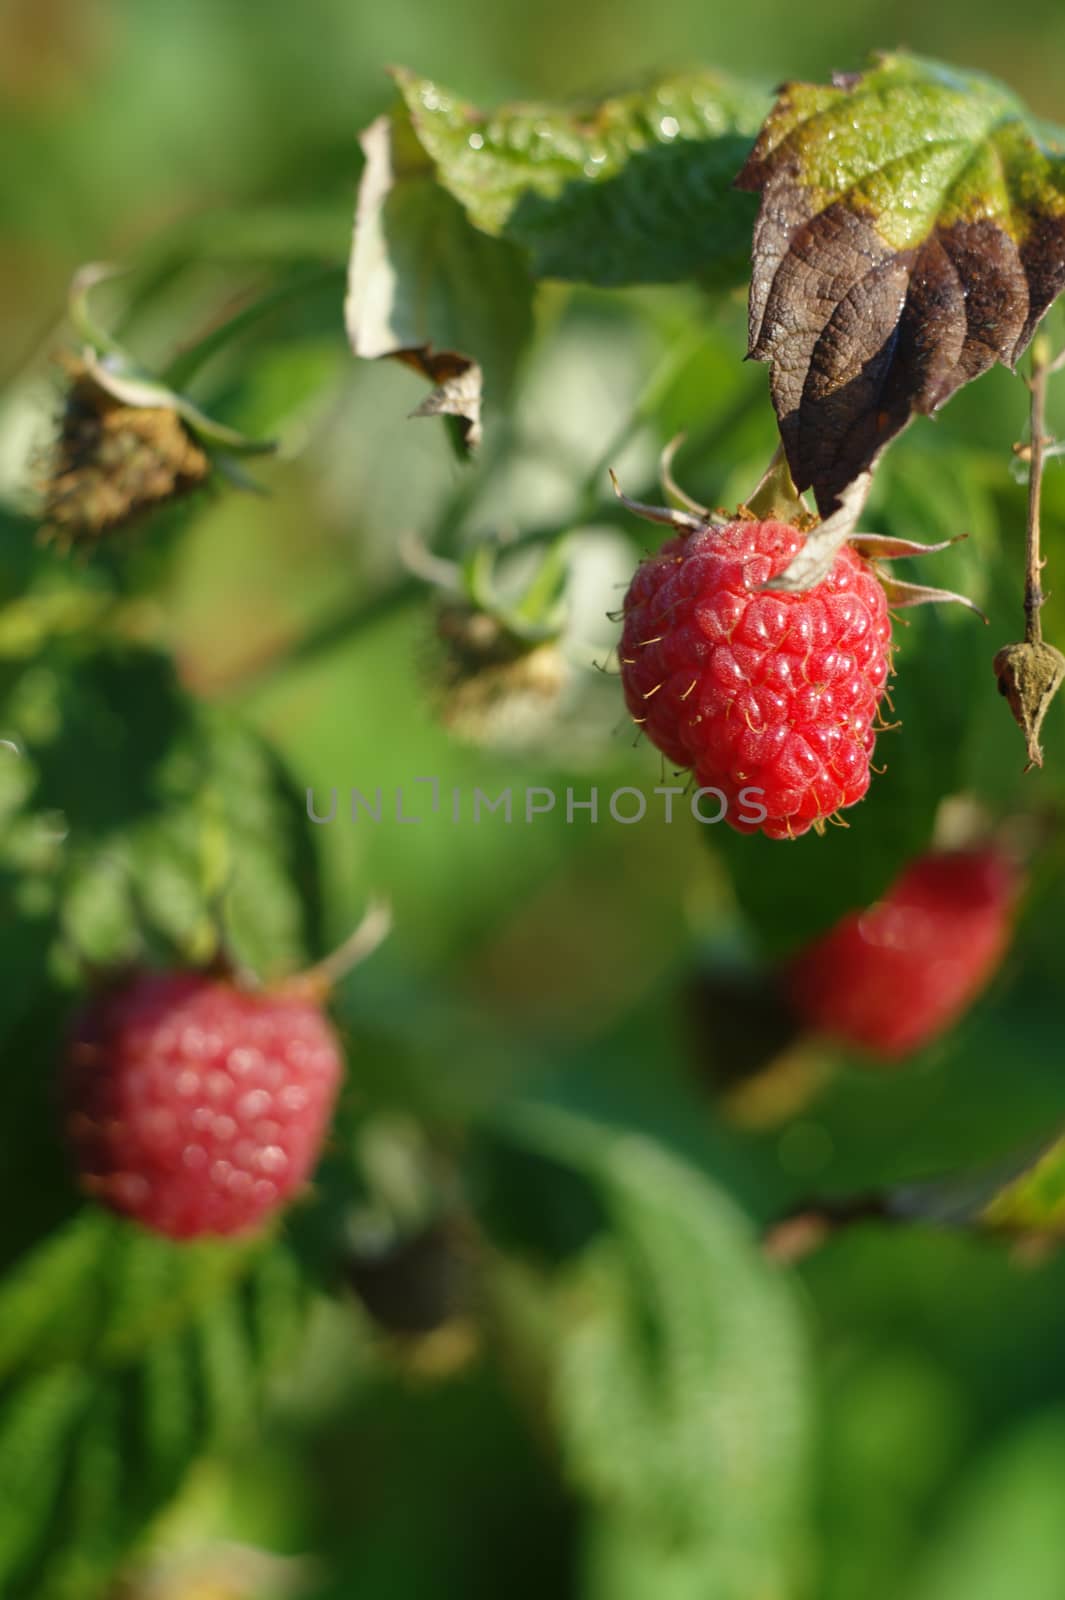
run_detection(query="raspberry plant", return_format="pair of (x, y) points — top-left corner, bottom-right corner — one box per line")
(5, 22), (1065, 1600)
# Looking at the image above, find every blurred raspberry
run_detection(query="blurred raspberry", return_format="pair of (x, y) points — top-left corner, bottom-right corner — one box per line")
(785, 847), (1020, 1060)
(63, 970), (343, 1238)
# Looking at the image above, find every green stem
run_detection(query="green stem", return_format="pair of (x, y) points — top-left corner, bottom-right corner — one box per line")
(511, 535), (568, 628)
(574, 328), (705, 522)
(163, 267), (344, 391)
(68, 265), (129, 362)
(198, 575), (421, 701)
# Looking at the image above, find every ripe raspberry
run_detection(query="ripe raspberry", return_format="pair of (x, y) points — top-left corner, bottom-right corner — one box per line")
(63, 971), (343, 1239)
(785, 847), (1019, 1061)
(620, 519), (892, 838)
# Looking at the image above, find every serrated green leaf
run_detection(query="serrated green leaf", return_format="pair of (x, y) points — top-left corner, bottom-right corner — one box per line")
(9, 640), (192, 840)
(0, 1231), (309, 1598)
(489, 1102), (810, 1599)
(124, 707), (323, 980)
(0, 1209), (263, 1381)
(0, 635), (319, 979)
(0, 1369), (91, 1583)
(737, 52), (1065, 510)
(393, 67), (769, 288)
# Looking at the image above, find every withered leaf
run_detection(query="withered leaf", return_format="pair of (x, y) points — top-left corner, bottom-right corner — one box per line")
(346, 110), (532, 455)
(737, 53), (1065, 511)
(397, 348), (483, 452)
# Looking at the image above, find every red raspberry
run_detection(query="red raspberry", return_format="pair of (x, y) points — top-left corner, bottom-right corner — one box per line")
(620, 519), (892, 838)
(785, 847), (1020, 1061)
(63, 971), (343, 1239)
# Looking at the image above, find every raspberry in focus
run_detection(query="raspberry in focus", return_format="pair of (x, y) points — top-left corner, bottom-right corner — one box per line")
(619, 518), (892, 839)
(63, 971), (344, 1239)
(785, 847), (1020, 1060)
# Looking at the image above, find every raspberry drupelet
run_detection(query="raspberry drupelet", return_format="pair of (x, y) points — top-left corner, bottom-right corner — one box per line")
(620, 518), (893, 839)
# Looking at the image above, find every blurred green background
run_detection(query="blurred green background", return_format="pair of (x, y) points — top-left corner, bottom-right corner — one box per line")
(4, 1), (1065, 1597)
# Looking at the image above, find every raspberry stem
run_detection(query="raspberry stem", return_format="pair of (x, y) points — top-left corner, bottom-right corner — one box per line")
(162, 267), (342, 391)
(763, 1169), (1062, 1266)
(576, 330), (704, 521)
(288, 896), (393, 1000)
(1024, 338), (1052, 646)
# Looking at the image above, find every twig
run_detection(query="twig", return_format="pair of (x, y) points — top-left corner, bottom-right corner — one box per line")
(1024, 339), (1052, 644)
(762, 1190), (1065, 1267)
(574, 330), (705, 523)
(763, 1137), (1065, 1267)
(763, 1194), (893, 1264)
(163, 266), (344, 391)
(290, 896), (393, 998)
(994, 339), (1065, 769)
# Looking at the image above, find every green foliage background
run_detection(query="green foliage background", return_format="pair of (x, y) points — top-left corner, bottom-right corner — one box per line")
(3, 1), (1065, 1597)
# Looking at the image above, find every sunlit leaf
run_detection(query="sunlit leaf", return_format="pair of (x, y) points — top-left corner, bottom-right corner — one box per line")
(738, 53), (1065, 510)
(485, 1101), (811, 1599)
(393, 67), (769, 288)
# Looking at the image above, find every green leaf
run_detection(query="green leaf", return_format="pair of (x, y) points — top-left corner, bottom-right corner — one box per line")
(978, 1132), (1065, 1233)
(487, 1102), (810, 1598)
(0, 1368), (91, 1587)
(737, 52), (1065, 510)
(908, 1413), (1065, 1600)
(0, 1210), (261, 1379)
(0, 1215), (307, 1599)
(122, 707), (324, 981)
(583, 1512), (747, 1600)
(346, 102), (534, 453)
(0, 634), (318, 978)
(393, 67), (769, 288)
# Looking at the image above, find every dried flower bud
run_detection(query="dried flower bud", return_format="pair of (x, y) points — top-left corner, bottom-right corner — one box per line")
(993, 639), (1065, 771)
(431, 600), (568, 749)
(41, 356), (209, 546)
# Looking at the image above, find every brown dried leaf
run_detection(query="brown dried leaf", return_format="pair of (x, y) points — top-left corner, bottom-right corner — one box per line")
(737, 54), (1065, 511)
